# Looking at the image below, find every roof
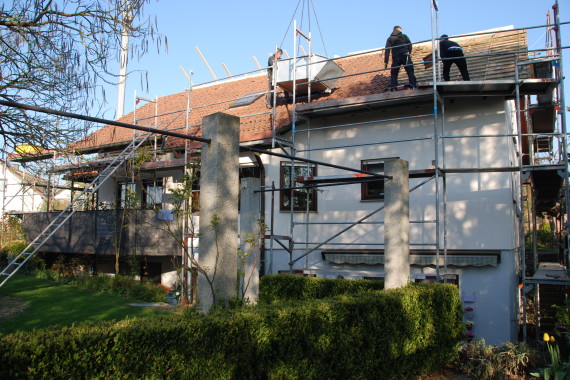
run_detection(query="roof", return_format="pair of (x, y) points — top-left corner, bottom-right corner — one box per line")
(57, 28), (531, 153)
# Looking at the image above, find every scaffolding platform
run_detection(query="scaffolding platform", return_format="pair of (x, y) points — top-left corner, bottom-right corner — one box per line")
(421, 79), (559, 97)
(295, 79), (559, 119)
(526, 262), (570, 286)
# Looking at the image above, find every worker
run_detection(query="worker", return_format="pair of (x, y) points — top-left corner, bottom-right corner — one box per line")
(384, 26), (417, 91)
(439, 34), (470, 81)
(267, 48), (283, 108)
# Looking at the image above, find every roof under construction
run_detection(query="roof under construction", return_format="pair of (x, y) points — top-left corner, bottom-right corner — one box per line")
(61, 27), (532, 154)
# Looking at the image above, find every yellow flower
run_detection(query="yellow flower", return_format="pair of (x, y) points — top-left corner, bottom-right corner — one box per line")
(543, 333), (551, 342)
(551, 336), (556, 342)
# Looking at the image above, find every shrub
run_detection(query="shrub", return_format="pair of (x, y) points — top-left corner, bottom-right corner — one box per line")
(258, 274), (384, 304)
(0, 215), (24, 244)
(537, 222), (554, 248)
(75, 274), (167, 303)
(455, 339), (539, 379)
(32, 268), (167, 303)
(0, 240), (45, 273)
(0, 282), (463, 379)
(0, 249), (7, 268)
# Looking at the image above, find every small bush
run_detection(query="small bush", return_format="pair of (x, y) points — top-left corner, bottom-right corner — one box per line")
(75, 275), (167, 303)
(537, 222), (554, 248)
(0, 240), (45, 273)
(32, 267), (167, 303)
(455, 339), (539, 379)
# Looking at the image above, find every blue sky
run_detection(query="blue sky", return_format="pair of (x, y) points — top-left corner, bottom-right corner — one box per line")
(105, 0), (568, 119)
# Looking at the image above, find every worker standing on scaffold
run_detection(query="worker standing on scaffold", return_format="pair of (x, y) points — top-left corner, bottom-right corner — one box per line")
(384, 26), (417, 91)
(439, 34), (470, 81)
(267, 48), (283, 108)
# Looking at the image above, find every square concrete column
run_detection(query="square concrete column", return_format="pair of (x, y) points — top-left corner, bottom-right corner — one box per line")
(239, 177), (262, 303)
(198, 112), (240, 311)
(384, 159), (410, 289)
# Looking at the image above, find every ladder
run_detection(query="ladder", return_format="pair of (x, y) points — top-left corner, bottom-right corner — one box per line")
(0, 133), (153, 287)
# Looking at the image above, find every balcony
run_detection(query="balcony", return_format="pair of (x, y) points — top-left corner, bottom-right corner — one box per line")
(21, 210), (183, 257)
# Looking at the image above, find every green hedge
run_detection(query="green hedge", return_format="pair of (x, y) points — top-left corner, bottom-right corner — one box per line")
(32, 272), (167, 303)
(0, 282), (463, 379)
(259, 274), (384, 304)
(0, 240), (43, 272)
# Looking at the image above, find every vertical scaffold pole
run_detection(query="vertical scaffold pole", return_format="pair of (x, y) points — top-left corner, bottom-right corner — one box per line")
(431, 0), (441, 281)
(553, 0), (570, 266)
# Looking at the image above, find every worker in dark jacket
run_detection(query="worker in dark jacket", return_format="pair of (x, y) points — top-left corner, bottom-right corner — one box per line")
(384, 26), (417, 90)
(267, 48), (283, 108)
(439, 34), (470, 81)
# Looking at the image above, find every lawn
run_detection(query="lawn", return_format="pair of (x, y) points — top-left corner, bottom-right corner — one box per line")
(0, 275), (172, 335)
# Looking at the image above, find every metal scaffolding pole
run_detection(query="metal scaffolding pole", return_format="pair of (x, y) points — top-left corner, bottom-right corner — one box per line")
(431, 0), (442, 281)
(553, 0), (570, 266)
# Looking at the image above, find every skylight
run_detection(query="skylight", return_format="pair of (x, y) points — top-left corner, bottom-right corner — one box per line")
(230, 92), (264, 108)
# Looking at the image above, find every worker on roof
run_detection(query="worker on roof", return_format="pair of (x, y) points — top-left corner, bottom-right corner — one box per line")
(384, 26), (417, 91)
(439, 34), (470, 81)
(267, 48), (283, 108)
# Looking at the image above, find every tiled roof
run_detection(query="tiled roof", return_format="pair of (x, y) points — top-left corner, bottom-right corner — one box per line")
(72, 28), (528, 152)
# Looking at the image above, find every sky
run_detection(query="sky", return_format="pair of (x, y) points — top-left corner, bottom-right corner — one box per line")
(103, 0), (569, 119)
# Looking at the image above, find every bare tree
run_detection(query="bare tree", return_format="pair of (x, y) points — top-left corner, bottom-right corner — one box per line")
(0, 0), (164, 155)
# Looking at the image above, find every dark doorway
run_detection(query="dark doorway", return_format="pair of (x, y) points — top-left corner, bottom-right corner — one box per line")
(141, 261), (162, 284)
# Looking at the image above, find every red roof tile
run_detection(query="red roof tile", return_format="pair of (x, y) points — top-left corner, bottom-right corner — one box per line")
(71, 28), (528, 152)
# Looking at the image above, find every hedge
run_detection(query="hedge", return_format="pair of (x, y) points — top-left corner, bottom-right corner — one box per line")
(32, 272), (168, 303)
(0, 240), (35, 269)
(258, 274), (384, 304)
(0, 281), (462, 379)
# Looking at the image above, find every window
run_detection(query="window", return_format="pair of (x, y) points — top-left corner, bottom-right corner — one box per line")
(361, 160), (385, 201)
(414, 274), (459, 286)
(280, 162), (317, 211)
(118, 182), (137, 209)
(230, 92), (264, 108)
(143, 179), (163, 209)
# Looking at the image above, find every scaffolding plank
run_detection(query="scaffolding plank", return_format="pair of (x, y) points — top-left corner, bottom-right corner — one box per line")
(526, 262), (570, 285)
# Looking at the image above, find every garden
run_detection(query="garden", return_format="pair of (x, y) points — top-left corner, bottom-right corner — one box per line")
(1, 231), (569, 378)
(1, 266), (566, 379)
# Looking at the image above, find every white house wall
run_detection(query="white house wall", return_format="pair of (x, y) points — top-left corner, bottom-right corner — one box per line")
(0, 165), (45, 216)
(263, 97), (519, 258)
(261, 97), (521, 344)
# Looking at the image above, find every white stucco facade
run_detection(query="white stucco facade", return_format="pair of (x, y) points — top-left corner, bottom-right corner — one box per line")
(259, 96), (521, 345)
(0, 162), (46, 217)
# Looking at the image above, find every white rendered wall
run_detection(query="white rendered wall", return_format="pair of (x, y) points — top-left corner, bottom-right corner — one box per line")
(261, 97), (521, 344)
(262, 97), (519, 262)
(0, 166), (45, 216)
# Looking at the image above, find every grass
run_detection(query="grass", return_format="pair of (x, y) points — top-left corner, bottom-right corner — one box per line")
(0, 274), (172, 336)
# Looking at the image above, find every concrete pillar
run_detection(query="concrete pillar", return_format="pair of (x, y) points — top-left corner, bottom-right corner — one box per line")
(384, 159), (410, 289)
(239, 177), (261, 303)
(198, 112), (240, 311)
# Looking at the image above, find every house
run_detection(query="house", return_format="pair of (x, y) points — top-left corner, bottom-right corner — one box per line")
(0, 160), (49, 218)
(11, 26), (566, 345)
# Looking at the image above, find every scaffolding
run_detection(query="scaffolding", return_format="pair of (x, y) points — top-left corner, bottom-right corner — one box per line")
(0, 0), (568, 343)
(257, 1), (569, 343)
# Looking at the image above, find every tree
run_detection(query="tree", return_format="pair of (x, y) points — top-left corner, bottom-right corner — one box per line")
(0, 0), (164, 156)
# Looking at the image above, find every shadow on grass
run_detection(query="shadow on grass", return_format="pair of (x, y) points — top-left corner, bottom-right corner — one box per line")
(0, 275), (171, 335)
